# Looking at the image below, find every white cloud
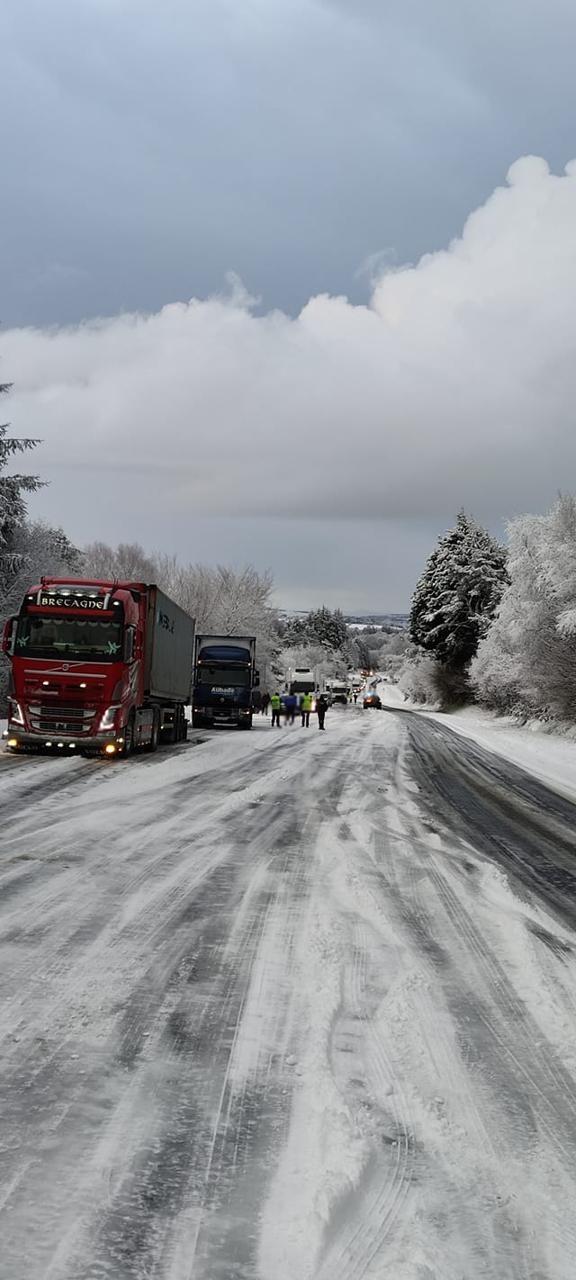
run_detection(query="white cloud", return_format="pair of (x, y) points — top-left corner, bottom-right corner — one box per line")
(4, 155), (576, 532)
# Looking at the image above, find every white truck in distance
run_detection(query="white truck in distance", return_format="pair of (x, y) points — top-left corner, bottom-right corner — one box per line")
(327, 678), (348, 705)
(287, 667), (317, 695)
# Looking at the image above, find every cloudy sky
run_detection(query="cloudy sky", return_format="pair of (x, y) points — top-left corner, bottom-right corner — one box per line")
(3, 0), (576, 610)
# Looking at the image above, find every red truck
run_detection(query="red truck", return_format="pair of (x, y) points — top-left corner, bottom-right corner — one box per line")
(2, 578), (195, 757)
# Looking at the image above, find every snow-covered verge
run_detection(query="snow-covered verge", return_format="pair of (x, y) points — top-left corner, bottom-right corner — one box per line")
(381, 681), (576, 804)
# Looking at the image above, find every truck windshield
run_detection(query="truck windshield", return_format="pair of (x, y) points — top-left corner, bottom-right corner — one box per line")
(15, 616), (123, 661)
(197, 665), (250, 686)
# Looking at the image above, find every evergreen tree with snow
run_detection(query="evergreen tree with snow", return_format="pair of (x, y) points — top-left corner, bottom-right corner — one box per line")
(307, 605), (350, 652)
(0, 378), (43, 591)
(410, 511), (508, 669)
(355, 637), (372, 670)
(279, 615), (314, 648)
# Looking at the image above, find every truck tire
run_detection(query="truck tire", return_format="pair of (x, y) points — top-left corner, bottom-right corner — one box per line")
(158, 713), (176, 744)
(192, 712), (205, 729)
(121, 714), (135, 758)
(144, 709), (159, 753)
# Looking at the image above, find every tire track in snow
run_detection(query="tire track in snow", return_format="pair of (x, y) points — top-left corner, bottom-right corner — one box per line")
(285, 719), (576, 1279)
(372, 714), (576, 1277)
(5, 709), (576, 1278)
(0, 721), (348, 1280)
(404, 712), (576, 926)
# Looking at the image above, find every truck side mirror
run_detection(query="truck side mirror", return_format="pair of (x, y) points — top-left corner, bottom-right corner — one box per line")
(2, 616), (17, 656)
(254, 669), (260, 687)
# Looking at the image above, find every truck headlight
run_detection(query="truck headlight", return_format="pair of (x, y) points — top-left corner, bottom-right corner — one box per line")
(99, 705), (120, 731)
(9, 700), (25, 726)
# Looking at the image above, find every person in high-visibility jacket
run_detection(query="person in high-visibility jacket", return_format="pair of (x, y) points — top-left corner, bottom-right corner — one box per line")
(300, 692), (313, 728)
(270, 693), (282, 728)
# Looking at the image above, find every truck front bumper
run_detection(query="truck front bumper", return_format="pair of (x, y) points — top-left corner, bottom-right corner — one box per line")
(2, 727), (124, 754)
(193, 708), (251, 726)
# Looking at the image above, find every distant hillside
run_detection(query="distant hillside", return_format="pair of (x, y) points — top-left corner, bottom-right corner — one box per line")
(277, 608), (409, 631)
(345, 613), (409, 630)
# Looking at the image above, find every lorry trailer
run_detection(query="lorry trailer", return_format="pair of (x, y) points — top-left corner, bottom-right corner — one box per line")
(2, 578), (195, 756)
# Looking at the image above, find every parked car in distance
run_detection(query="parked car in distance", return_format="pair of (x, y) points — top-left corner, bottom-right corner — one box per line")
(363, 693), (382, 709)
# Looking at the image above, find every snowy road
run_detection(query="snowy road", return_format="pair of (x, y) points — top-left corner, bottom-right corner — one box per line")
(2, 709), (576, 1279)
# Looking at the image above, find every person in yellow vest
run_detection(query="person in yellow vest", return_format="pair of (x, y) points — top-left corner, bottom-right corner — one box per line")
(300, 692), (313, 728)
(270, 692), (282, 727)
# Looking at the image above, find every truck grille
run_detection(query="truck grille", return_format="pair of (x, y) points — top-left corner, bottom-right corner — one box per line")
(27, 703), (98, 737)
(23, 678), (106, 701)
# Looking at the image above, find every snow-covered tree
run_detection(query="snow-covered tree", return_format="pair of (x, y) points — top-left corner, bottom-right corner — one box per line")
(82, 541), (158, 583)
(276, 606), (351, 656)
(0, 378), (43, 592)
(307, 605), (350, 652)
(398, 650), (441, 706)
(278, 615), (313, 648)
(1, 522), (80, 616)
(353, 636), (372, 670)
(410, 512), (508, 670)
(471, 495), (576, 721)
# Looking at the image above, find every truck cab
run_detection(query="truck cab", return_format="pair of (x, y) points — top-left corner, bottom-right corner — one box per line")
(327, 679), (349, 706)
(192, 636), (258, 729)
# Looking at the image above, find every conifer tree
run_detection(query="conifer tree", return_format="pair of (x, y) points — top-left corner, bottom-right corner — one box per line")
(410, 511), (508, 668)
(307, 605), (349, 651)
(0, 378), (43, 588)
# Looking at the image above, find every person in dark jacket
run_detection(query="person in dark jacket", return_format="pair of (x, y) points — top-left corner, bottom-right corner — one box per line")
(260, 691), (270, 715)
(283, 691), (297, 724)
(316, 693), (328, 730)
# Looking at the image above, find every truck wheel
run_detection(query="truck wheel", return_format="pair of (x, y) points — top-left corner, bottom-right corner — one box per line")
(158, 712), (177, 744)
(177, 708), (187, 742)
(144, 710), (159, 753)
(192, 712), (205, 729)
(121, 715), (135, 757)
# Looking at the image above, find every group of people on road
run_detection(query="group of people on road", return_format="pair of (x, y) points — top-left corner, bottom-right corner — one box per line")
(261, 690), (328, 730)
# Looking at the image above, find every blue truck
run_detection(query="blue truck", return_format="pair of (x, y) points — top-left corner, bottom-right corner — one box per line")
(192, 634), (258, 729)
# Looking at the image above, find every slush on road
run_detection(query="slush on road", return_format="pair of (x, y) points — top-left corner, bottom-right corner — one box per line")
(2, 700), (576, 1278)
